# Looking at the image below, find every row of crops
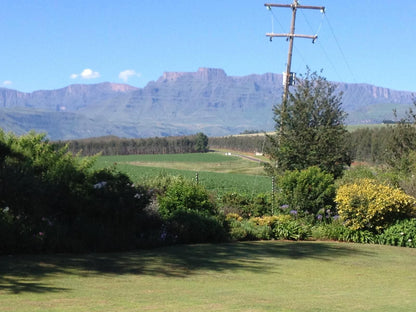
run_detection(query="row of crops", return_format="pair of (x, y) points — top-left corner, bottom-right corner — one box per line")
(94, 152), (272, 195)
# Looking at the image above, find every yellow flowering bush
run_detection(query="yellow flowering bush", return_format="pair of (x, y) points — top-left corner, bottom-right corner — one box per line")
(225, 213), (243, 222)
(335, 178), (416, 232)
(251, 216), (278, 226)
(250, 215), (293, 226)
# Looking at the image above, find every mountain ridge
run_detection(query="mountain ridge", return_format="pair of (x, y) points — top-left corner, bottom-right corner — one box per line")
(0, 68), (414, 140)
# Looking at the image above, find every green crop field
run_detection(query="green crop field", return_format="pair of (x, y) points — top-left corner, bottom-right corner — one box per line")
(94, 152), (272, 194)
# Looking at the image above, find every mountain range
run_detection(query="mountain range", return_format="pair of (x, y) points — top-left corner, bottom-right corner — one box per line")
(0, 67), (414, 140)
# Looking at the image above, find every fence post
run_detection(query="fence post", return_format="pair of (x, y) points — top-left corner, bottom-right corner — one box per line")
(271, 176), (275, 215)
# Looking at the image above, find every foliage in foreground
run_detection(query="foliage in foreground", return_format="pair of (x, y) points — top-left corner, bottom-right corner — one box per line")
(278, 166), (336, 216)
(0, 131), (157, 253)
(335, 178), (416, 232)
(226, 214), (311, 241)
(157, 176), (217, 219)
(226, 213), (416, 247)
(156, 177), (228, 244)
(312, 220), (376, 244)
(4, 129), (416, 254)
(377, 218), (416, 248)
(219, 192), (272, 218)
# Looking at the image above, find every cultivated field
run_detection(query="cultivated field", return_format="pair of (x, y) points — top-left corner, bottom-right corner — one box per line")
(94, 152), (271, 194)
(1, 241), (416, 311)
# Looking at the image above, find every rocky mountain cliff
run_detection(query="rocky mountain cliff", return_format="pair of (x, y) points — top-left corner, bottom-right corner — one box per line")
(0, 68), (414, 140)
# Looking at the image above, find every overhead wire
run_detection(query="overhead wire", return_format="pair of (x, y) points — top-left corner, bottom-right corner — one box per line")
(296, 7), (358, 85)
(324, 13), (358, 83)
(300, 9), (344, 81)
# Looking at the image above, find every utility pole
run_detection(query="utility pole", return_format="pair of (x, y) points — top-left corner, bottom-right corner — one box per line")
(265, 1), (325, 103)
(265, 1), (324, 175)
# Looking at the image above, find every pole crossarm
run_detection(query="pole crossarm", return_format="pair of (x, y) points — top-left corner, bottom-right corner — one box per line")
(264, 0), (323, 104)
(266, 33), (317, 40)
(264, 3), (325, 12)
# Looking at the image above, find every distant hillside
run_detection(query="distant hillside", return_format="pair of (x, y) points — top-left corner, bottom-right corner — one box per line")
(0, 68), (414, 140)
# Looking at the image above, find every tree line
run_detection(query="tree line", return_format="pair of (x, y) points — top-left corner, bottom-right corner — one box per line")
(57, 127), (415, 170)
(55, 132), (209, 156)
(54, 126), (414, 167)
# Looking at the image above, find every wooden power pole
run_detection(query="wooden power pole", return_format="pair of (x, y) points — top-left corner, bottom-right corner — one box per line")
(265, 1), (325, 103)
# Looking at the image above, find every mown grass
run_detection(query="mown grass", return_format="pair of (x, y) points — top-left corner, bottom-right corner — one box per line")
(94, 152), (271, 194)
(1, 241), (416, 311)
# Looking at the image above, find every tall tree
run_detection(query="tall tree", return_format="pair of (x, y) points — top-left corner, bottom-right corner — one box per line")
(194, 132), (209, 153)
(264, 70), (351, 178)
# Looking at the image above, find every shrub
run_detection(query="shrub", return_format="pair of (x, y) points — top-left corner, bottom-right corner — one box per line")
(312, 220), (346, 241)
(225, 213), (243, 222)
(156, 177), (228, 244)
(399, 174), (416, 199)
(250, 215), (280, 227)
(340, 229), (375, 244)
(273, 219), (311, 241)
(336, 165), (376, 186)
(312, 220), (375, 243)
(0, 131), (155, 253)
(220, 192), (251, 216)
(277, 166), (336, 216)
(166, 210), (228, 244)
(0, 208), (19, 252)
(335, 178), (416, 232)
(157, 176), (216, 219)
(337, 163), (411, 191)
(228, 219), (272, 241)
(249, 193), (273, 217)
(71, 168), (153, 251)
(220, 192), (272, 218)
(227, 215), (310, 241)
(377, 219), (416, 248)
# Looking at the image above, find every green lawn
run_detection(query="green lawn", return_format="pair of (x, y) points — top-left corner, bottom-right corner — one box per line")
(2, 241), (416, 311)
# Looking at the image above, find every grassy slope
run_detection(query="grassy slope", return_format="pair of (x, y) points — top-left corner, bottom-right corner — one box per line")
(1, 241), (416, 311)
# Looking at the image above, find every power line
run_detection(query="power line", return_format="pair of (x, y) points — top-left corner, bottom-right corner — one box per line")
(324, 14), (357, 83)
(297, 8), (342, 78)
(315, 39), (344, 82)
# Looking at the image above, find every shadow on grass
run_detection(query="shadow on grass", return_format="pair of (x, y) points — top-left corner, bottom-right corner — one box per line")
(0, 241), (371, 294)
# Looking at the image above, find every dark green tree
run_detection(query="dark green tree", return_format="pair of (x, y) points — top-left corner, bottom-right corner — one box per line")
(264, 70), (351, 178)
(383, 98), (416, 173)
(194, 132), (209, 153)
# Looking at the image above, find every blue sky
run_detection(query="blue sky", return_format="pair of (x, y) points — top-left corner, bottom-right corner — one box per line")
(1, 0), (415, 93)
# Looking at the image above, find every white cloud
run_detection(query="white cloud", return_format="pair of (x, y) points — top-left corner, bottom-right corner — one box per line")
(2, 80), (12, 86)
(119, 69), (141, 82)
(70, 68), (100, 80)
(81, 68), (100, 79)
